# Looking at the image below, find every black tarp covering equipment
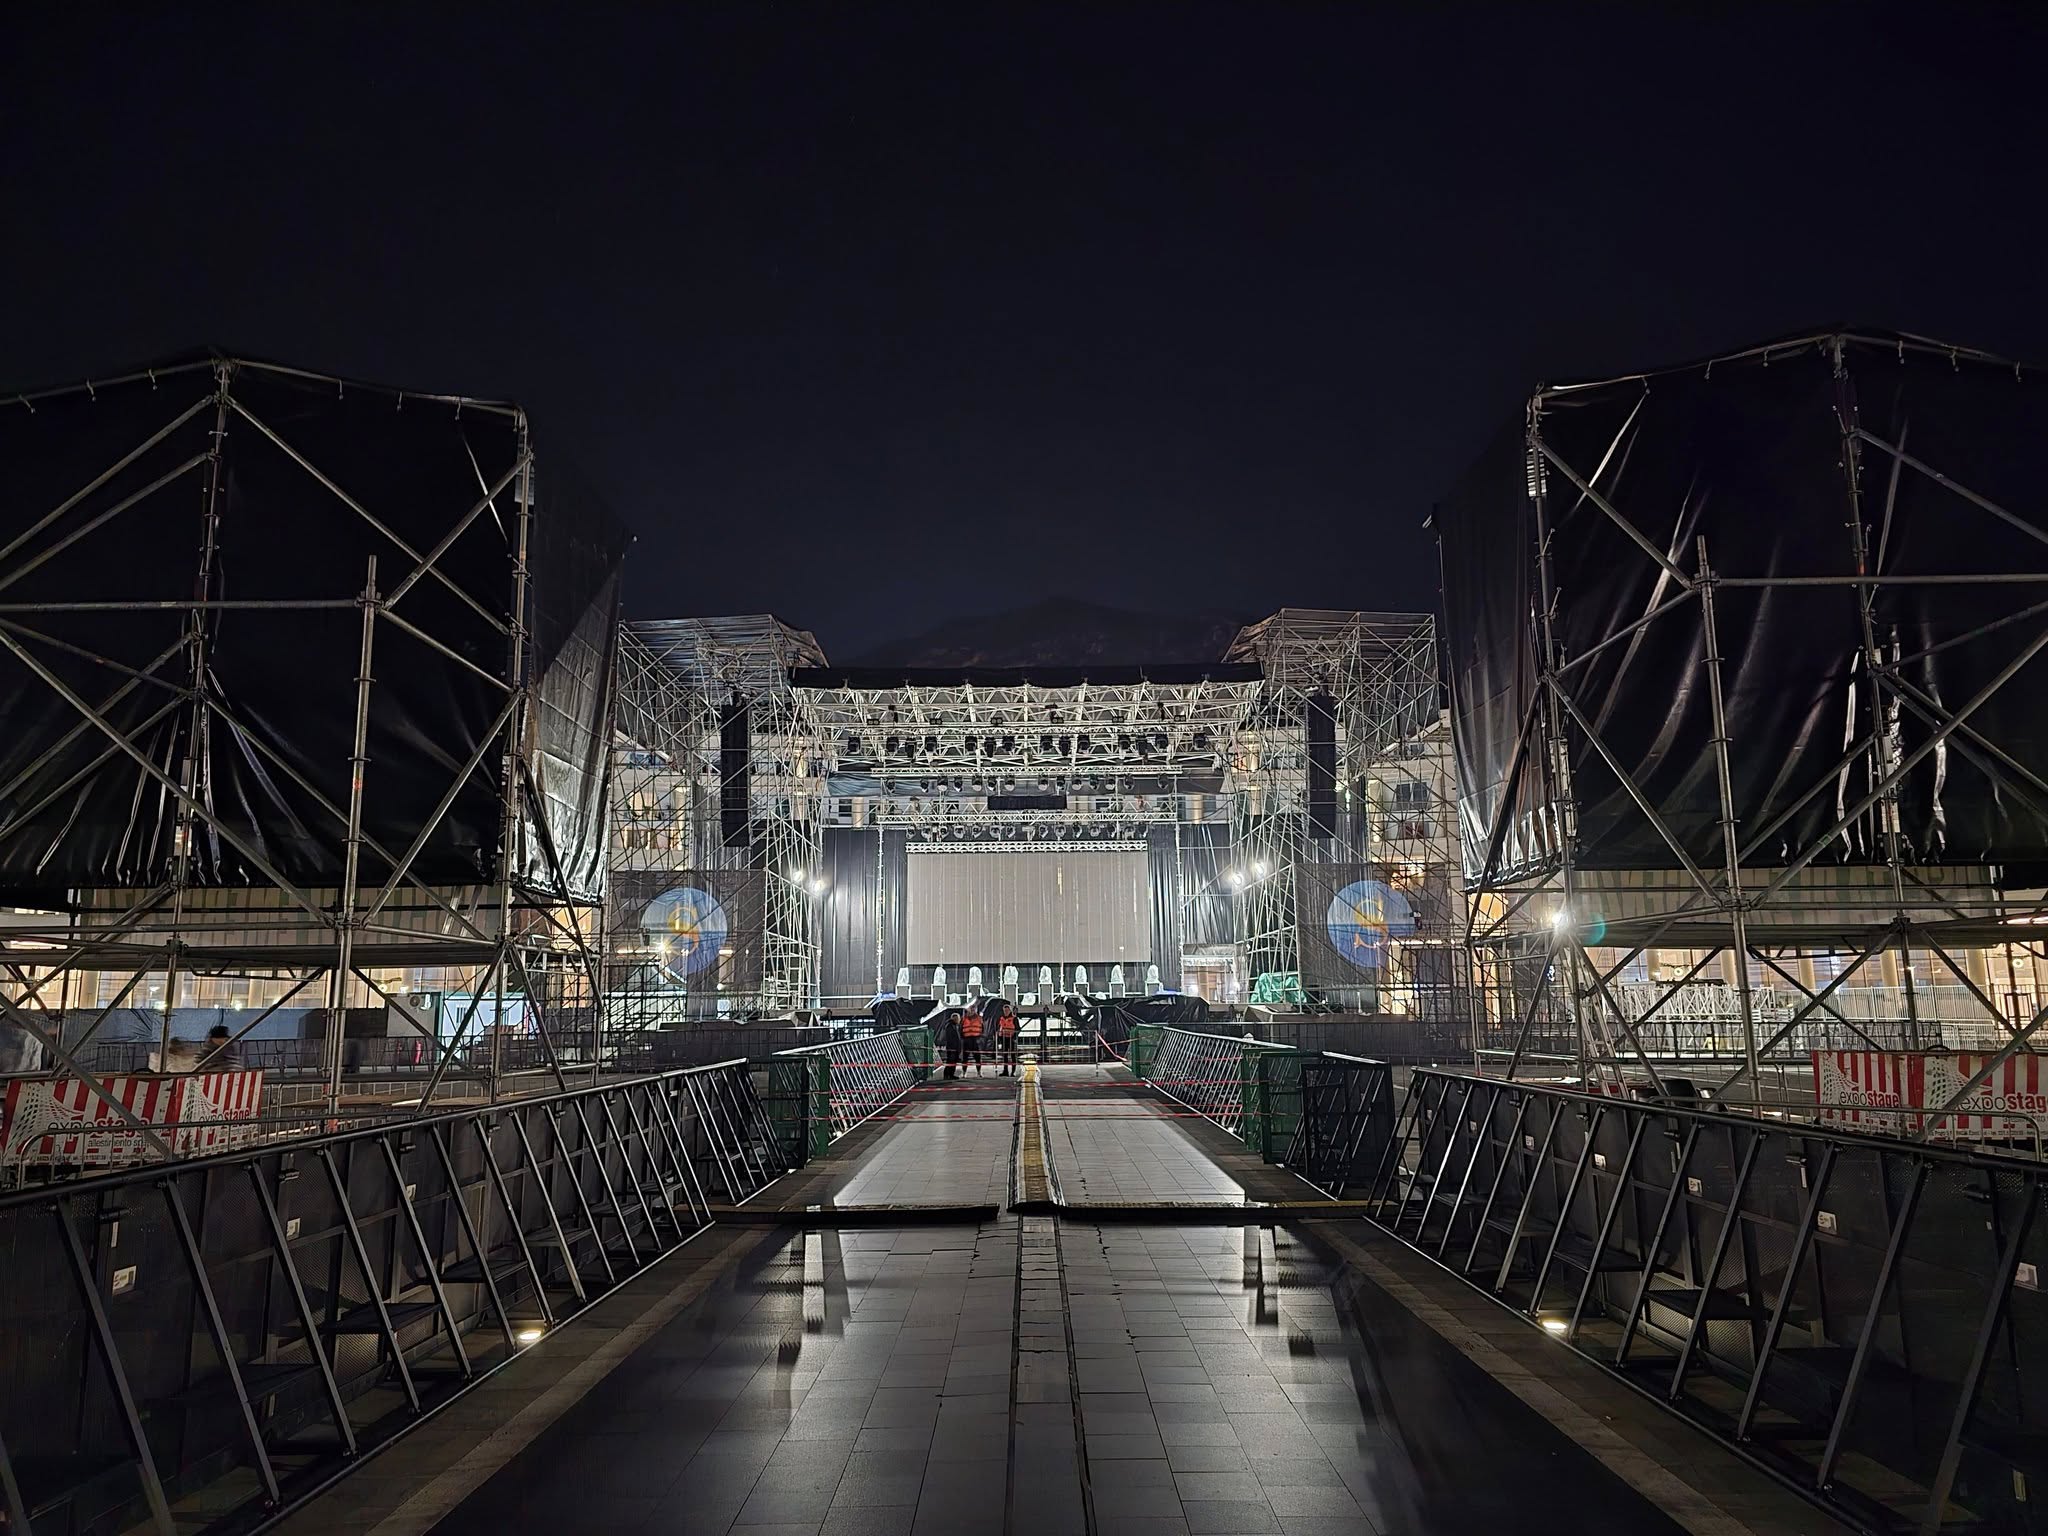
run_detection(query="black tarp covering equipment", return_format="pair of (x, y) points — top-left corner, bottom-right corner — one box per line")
(0, 355), (625, 900)
(1439, 330), (2048, 879)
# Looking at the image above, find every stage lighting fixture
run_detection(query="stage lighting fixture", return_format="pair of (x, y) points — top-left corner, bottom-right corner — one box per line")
(1255, 861), (1268, 877)
(790, 865), (806, 882)
(1228, 870), (1244, 888)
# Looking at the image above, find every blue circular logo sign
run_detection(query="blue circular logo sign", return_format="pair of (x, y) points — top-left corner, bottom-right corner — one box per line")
(642, 886), (728, 983)
(1325, 879), (1415, 972)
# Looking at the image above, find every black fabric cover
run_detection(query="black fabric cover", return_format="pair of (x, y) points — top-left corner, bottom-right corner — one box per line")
(1439, 331), (2048, 877)
(1176, 820), (1235, 948)
(1081, 991), (1213, 1049)
(0, 356), (624, 898)
(1146, 824), (1180, 990)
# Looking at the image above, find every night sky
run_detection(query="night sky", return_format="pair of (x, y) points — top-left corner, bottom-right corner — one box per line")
(4, 4), (2044, 658)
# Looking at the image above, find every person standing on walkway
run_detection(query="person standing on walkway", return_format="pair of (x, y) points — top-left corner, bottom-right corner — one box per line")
(995, 1000), (1020, 1076)
(960, 1001), (985, 1076)
(941, 1007), (965, 1080)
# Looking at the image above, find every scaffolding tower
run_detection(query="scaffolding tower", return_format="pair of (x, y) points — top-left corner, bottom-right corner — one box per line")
(0, 355), (625, 1128)
(608, 617), (828, 1023)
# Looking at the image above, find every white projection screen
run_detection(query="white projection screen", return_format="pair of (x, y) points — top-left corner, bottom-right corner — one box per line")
(907, 848), (1149, 964)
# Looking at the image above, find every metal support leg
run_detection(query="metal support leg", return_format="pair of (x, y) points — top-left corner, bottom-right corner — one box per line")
(1737, 1143), (1838, 1439)
(1530, 1107), (1606, 1318)
(1919, 1177), (2038, 1535)
(510, 1111), (586, 1303)
(646, 1079), (717, 1217)
(1567, 1111), (1648, 1341)
(596, 1094), (663, 1245)
(1819, 1158), (1928, 1489)
(569, 1097), (638, 1269)
(473, 1118), (555, 1327)
(1616, 1123), (1701, 1367)
(318, 1146), (419, 1412)
(1465, 1092), (1532, 1277)
(542, 1103), (617, 1287)
(379, 1134), (473, 1381)
(428, 1125), (518, 1352)
(1494, 1096), (1564, 1294)
(0, 1422), (27, 1536)
(1436, 1082), (1504, 1261)
(160, 1175), (281, 1505)
(248, 1162), (356, 1454)
(1668, 1128), (1764, 1400)
(55, 1202), (176, 1535)
(1414, 1079), (1477, 1239)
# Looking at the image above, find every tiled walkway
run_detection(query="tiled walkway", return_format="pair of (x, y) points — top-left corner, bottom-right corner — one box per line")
(1038, 1063), (1327, 1207)
(408, 1216), (1778, 1536)
(1043, 1086), (1246, 1204)
(829, 1080), (1017, 1207)
(276, 1065), (1845, 1536)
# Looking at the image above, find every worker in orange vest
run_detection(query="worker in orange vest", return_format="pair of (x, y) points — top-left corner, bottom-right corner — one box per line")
(960, 1003), (986, 1076)
(995, 1000), (1020, 1076)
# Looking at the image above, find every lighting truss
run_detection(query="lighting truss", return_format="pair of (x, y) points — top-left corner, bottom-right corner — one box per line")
(804, 675), (1259, 784)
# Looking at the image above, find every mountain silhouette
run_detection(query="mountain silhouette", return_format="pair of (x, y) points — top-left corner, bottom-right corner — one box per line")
(849, 596), (1253, 670)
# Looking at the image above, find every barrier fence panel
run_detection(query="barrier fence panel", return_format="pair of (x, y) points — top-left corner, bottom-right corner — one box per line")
(1142, 1027), (1259, 1135)
(0, 1059), (776, 1536)
(1287, 1054), (1395, 1197)
(773, 1027), (934, 1154)
(1363, 1066), (2048, 1534)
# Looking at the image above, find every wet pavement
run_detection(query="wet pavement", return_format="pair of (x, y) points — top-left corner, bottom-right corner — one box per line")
(274, 1061), (1834, 1536)
(424, 1216), (1694, 1536)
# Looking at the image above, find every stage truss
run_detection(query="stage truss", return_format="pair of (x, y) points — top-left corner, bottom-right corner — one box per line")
(608, 607), (1463, 1028)
(1462, 332), (2048, 1128)
(0, 357), (621, 1137)
(609, 617), (828, 1024)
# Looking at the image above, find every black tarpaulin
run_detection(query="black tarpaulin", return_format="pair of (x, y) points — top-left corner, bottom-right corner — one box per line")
(0, 354), (625, 900)
(1438, 330), (2048, 878)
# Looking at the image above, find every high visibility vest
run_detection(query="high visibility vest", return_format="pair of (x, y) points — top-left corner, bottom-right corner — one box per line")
(961, 1014), (983, 1038)
(996, 1014), (1017, 1037)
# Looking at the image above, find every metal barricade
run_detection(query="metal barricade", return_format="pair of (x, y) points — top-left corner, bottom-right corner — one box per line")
(0, 1059), (777, 1536)
(1287, 1053), (1395, 1196)
(771, 1027), (934, 1156)
(1364, 1066), (2048, 1534)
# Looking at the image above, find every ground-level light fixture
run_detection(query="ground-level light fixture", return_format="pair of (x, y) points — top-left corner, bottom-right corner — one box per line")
(1539, 1316), (1569, 1336)
(515, 1324), (546, 1345)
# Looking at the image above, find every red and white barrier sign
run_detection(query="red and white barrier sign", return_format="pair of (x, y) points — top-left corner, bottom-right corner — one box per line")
(1814, 1051), (2047, 1139)
(1, 1070), (266, 1169)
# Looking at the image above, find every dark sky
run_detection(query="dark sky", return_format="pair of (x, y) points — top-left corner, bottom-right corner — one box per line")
(4, 3), (2044, 658)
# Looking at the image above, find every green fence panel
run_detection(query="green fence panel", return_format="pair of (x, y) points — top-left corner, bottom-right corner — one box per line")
(903, 1025), (936, 1078)
(1130, 1024), (1163, 1079)
(764, 1058), (813, 1169)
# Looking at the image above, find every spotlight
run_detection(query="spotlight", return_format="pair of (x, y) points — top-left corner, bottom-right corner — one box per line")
(1228, 870), (1245, 889)
(1551, 907), (1571, 931)
(1255, 861), (1268, 877)
(515, 1324), (545, 1345)
(1539, 1317), (1569, 1336)
(790, 865), (806, 883)
(812, 878), (827, 894)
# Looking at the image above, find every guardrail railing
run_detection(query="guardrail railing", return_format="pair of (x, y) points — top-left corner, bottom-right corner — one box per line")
(1363, 1066), (2048, 1534)
(0, 1059), (781, 1536)
(769, 1027), (934, 1158)
(1290, 1053), (1397, 1197)
(1122, 1025), (1392, 1192)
